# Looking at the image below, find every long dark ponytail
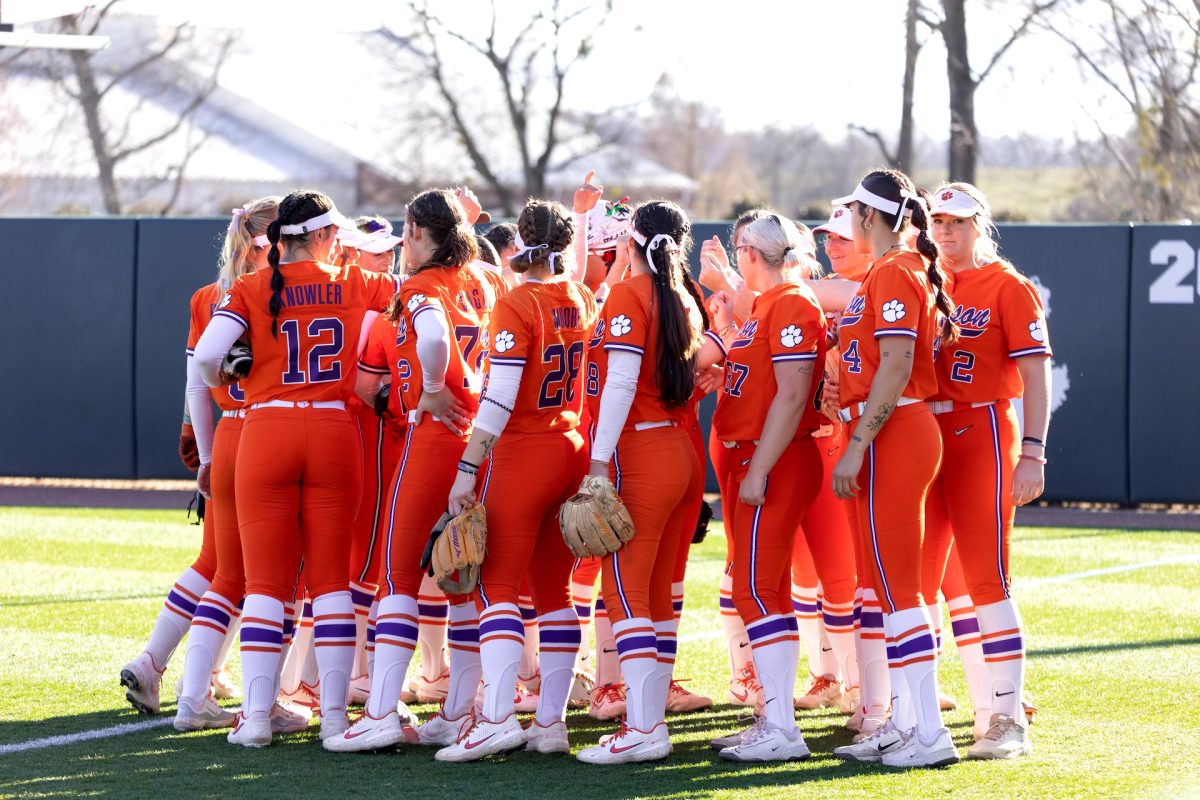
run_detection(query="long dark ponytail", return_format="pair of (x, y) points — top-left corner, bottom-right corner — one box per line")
(266, 189), (334, 337)
(857, 169), (959, 345)
(631, 201), (705, 408)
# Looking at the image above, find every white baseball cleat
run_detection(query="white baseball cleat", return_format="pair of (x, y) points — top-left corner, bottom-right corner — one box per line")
(567, 671), (595, 709)
(577, 721), (671, 764)
(710, 716), (762, 751)
(514, 683), (540, 713)
(416, 710), (474, 746)
(412, 670), (450, 704)
(881, 726), (960, 768)
(588, 684), (626, 720)
(795, 674), (843, 710)
(727, 664), (764, 709)
(834, 718), (904, 762)
(212, 668), (240, 700)
(269, 701), (311, 734)
(525, 719), (570, 754)
(434, 713), (526, 762)
(719, 722), (810, 762)
(348, 674), (371, 706)
(120, 653), (163, 715)
(227, 712), (272, 748)
(173, 695), (236, 731)
(323, 708), (417, 752)
(967, 714), (1032, 760)
(319, 710), (350, 741)
(837, 686), (860, 715)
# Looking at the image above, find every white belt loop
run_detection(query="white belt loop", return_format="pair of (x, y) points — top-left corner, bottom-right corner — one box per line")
(812, 423), (835, 439)
(926, 400), (952, 415)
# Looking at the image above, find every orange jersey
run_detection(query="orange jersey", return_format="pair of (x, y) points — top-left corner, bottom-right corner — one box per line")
(357, 313), (409, 424)
(485, 280), (599, 434)
(836, 249), (941, 406)
(596, 273), (704, 429)
(394, 262), (508, 416)
(187, 281), (245, 410)
(714, 282), (828, 442)
(933, 261), (1051, 403)
(216, 261), (398, 405)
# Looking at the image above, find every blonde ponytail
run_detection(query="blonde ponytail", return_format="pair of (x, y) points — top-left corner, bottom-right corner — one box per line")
(217, 196), (281, 290)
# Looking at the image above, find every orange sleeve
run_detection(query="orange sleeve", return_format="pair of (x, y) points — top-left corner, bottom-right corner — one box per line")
(1000, 275), (1052, 359)
(212, 280), (250, 332)
(364, 269), (400, 311)
(399, 273), (445, 328)
(358, 317), (391, 375)
(601, 280), (649, 357)
(488, 292), (533, 369)
(767, 292), (823, 365)
(869, 263), (923, 341)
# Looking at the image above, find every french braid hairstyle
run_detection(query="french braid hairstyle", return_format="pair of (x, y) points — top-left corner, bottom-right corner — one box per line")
(514, 200), (574, 275)
(265, 189), (333, 338)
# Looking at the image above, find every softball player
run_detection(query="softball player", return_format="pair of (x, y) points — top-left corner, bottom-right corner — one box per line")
(576, 201), (709, 764)
(325, 189), (507, 753)
(433, 200), (597, 761)
(827, 169), (961, 769)
(192, 189), (399, 748)
(173, 198), (303, 737)
(705, 213), (827, 762)
(922, 183), (1050, 759)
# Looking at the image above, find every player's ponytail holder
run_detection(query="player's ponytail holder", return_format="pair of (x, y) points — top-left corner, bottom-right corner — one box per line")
(892, 190), (916, 233)
(511, 232), (549, 265)
(629, 229), (678, 275)
(227, 206), (247, 234)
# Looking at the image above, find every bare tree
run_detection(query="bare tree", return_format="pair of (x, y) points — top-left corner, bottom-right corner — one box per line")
(851, 0), (925, 173)
(35, 2), (235, 213)
(1050, 0), (1200, 220)
(921, 0), (1060, 182)
(376, 0), (612, 215)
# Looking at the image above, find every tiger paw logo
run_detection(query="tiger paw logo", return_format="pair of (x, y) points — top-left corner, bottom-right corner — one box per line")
(833, 208), (845, 219)
(881, 299), (906, 323)
(406, 293), (428, 313)
(609, 314), (632, 337)
(941, 190), (954, 201)
(779, 324), (804, 348)
(1028, 320), (1045, 343)
(493, 330), (515, 353)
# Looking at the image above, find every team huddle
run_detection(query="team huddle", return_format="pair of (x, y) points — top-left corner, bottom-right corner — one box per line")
(118, 165), (1051, 769)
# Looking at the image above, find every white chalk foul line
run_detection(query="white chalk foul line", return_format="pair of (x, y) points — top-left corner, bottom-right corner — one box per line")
(0, 717), (173, 756)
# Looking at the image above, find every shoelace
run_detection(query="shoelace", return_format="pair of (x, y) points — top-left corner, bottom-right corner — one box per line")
(452, 709), (479, 744)
(737, 717), (770, 746)
(983, 716), (1014, 742)
(731, 667), (762, 694)
(805, 675), (836, 696)
(594, 684), (624, 704)
(669, 679), (693, 695)
(608, 719), (632, 744)
(859, 720), (897, 744)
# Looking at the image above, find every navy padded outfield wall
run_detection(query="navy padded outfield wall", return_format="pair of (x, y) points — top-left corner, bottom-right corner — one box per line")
(1, 216), (1193, 505)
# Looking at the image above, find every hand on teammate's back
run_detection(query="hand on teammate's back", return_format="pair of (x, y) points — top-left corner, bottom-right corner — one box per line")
(417, 386), (470, 435)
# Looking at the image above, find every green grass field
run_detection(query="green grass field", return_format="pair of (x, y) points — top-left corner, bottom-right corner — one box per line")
(1, 506), (1198, 799)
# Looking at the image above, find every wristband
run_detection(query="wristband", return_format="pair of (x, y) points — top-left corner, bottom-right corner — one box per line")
(457, 459), (479, 476)
(1021, 436), (1044, 447)
(182, 414), (192, 426)
(1018, 454), (1047, 465)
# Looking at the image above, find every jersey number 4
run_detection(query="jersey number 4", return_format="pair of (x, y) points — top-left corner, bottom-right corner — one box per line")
(281, 318), (344, 385)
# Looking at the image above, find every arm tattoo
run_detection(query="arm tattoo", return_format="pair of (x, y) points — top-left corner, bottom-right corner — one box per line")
(851, 434), (863, 444)
(479, 438), (495, 458)
(865, 402), (895, 433)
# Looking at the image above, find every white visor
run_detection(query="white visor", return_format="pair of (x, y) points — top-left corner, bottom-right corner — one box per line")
(833, 182), (915, 232)
(813, 206), (853, 240)
(279, 207), (358, 236)
(930, 188), (983, 218)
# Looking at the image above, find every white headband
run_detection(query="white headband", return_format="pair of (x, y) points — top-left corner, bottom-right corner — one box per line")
(833, 182), (916, 233)
(252, 234), (269, 247)
(278, 207), (357, 236)
(629, 229), (678, 274)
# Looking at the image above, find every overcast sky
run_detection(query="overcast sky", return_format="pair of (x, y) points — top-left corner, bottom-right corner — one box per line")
(12, 0), (1130, 143)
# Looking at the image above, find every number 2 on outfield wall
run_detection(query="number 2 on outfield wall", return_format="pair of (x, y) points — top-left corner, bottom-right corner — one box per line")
(1149, 240), (1200, 304)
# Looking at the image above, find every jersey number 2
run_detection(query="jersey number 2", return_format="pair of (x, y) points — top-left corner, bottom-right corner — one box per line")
(539, 341), (584, 409)
(281, 318), (344, 384)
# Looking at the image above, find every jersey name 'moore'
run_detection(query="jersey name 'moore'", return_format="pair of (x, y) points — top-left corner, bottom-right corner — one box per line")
(551, 306), (581, 331)
(281, 283), (344, 308)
